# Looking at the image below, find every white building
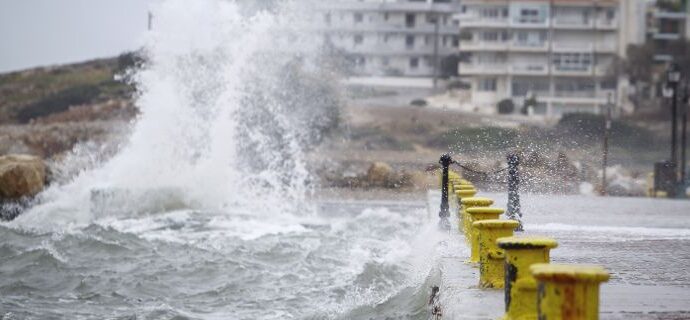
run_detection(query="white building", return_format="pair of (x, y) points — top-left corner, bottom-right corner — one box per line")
(319, 0), (460, 77)
(647, 0), (690, 62)
(456, 0), (635, 117)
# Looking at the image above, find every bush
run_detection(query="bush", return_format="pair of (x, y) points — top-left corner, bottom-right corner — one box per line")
(497, 99), (515, 114)
(556, 112), (659, 148)
(16, 85), (101, 123)
(410, 99), (428, 107)
(429, 126), (518, 151)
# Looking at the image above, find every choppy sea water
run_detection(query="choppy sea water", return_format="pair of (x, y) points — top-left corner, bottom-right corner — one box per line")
(1, 201), (442, 319)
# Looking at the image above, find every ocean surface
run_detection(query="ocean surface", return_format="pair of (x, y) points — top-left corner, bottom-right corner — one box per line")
(1, 200), (440, 319)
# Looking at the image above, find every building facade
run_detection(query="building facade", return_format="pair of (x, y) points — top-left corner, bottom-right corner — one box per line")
(456, 0), (630, 117)
(319, 0), (460, 77)
(647, 0), (690, 62)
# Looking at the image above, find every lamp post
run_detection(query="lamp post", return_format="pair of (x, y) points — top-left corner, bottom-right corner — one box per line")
(601, 92), (614, 196)
(681, 83), (689, 196)
(666, 63), (682, 197)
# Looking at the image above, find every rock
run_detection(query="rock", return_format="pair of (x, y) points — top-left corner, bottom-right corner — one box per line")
(0, 154), (46, 199)
(366, 162), (395, 187)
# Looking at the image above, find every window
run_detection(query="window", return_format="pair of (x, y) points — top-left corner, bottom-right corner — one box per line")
(324, 13), (331, 25)
(384, 12), (389, 21)
(406, 35), (415, 49)
(383, 34), (389, 43)
(425, 35), (432, 45)
(452, 36), (459, 47)
(354, 34), (363, 45)
(518, 8), (543, 23)
(406, 13), (416, 27)
(410, 57), (419, 69)
(481, 31), (500, 41)
(382, 57), (390, 66)
(478, 78), (497, 91)
(552, 53), (592, 71)
(354, 13), (363, 23)
(606, 8), (615, 20)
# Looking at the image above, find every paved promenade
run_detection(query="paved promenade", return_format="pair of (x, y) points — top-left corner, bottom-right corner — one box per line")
(427, 191), (690, 320)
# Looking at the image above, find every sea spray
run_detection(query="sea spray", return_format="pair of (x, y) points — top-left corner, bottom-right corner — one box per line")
(12, 0), (340, 227)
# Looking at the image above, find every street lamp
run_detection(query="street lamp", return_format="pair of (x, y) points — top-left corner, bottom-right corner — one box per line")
(666, 63), (682, 197)
(681, 82), (690, 196)
(601, 92), (614, 196)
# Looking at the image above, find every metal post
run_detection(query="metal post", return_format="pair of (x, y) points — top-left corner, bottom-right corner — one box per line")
(438, 154), (452, 230)
(681, 84), (689, 196)
(671, 80), (678, 179)
(601, 93), (613, 196)
(507, 154), (523, 231)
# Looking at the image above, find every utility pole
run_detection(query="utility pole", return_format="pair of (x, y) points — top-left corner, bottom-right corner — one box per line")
(601, 92), (613, 196)
(148, 11), (153, 31)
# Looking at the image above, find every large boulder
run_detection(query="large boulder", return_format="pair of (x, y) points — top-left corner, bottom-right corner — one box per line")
(0, 154), (46, 199)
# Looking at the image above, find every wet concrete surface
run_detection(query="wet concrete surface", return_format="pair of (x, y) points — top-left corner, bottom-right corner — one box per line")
(427, 191), (690, 319)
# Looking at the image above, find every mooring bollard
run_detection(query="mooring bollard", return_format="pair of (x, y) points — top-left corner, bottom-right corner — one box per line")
(473, 219), (520, 288)
(459, 197), (494, 237)
(506, 154), (523, 231)
(497, 237), (558, 320)
(531, 264), (610, 320)
(454, 184), (475, 191)
(466, 207), (505, 263)
(439, 154), (453, 230)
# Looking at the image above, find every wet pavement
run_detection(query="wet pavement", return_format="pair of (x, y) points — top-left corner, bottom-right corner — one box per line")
(427, 191), (690, 319)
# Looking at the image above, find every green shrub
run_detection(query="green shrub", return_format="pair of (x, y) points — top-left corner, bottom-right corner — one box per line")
(429, 127), (518, 151)
(497, 99), (515, 114)
(15, 84), (101, 123)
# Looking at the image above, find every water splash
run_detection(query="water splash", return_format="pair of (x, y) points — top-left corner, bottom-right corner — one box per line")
(12, 0), (341, 228)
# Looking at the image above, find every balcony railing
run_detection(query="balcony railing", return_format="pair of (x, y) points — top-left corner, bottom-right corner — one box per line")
(553, 65), (593, 75)
(595, 18), (618, 29)
(460, 40), (509, 51)
(459, 62), (507, 75)
(511, 40), (549, 51)
(594, 42), (617, 53)
(510, 64), (548, 75)
(459, 17), (509, 28)
(552, 42), (594, 52)
(553, 17), (594, 29)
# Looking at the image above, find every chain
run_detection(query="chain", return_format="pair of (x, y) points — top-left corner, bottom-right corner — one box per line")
(451, 160), (509, 177)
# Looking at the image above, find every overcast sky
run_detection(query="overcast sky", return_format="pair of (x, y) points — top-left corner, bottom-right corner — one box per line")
(0, 0), (159, 73)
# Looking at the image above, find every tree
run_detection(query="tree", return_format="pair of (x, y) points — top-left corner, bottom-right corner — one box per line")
(497, 99), (515, 114)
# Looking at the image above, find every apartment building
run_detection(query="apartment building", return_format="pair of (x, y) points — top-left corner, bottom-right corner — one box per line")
(319, 0), (460, 77)
(647, 0), (690, 62)
(456, 0), (632, 117)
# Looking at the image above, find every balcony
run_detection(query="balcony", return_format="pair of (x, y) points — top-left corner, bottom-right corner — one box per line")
(552, 42), (593, 53)
(594, 42), (617, 53)
(553, 17), (594, 29)
(595, 18), (618, 30)
(459, 17), (509, 28)
(511, 40), (549, 52)
(553, 65), (593, 76)
(510, 64), (548, 76)
(511, 18), (549, 29)
(459, 62), (507, 75)
(459, 40), (509, 51)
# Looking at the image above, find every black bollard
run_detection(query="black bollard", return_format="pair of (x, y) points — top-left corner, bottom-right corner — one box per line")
(438, 153), (452, 230)
(506, 154), (523, 231)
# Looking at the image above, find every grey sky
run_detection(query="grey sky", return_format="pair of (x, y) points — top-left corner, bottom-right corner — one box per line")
(0, 0), (158, 73)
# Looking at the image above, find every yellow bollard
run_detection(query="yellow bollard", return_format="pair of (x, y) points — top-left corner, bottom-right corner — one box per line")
(466, 207), (505, 263)
(459, 197), (493, 236)
(473, 219), (519, 288)
(454, 185), (475, 192)
(530, 264), (610, 320)
(497, 237), (558, 320)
